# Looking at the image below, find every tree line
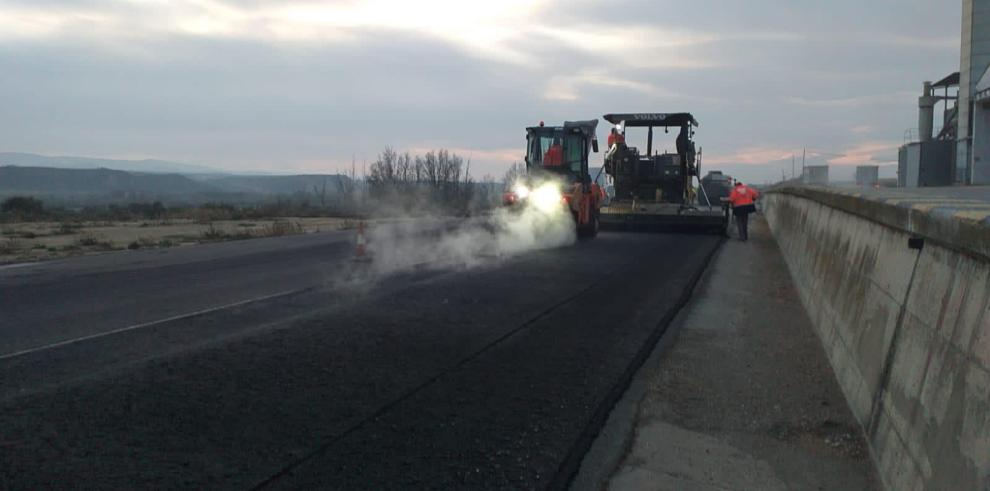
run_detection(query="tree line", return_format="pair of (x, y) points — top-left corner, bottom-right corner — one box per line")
(366, 147), (481, 213)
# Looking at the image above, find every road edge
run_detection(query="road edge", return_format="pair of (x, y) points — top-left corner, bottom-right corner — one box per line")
(551, 236), (726, 491)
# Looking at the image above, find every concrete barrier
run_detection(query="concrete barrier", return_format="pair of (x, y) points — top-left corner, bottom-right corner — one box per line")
(763, 187), (990, 491)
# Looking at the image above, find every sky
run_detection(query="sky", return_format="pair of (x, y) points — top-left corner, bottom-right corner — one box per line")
(0, 0), (963, 182)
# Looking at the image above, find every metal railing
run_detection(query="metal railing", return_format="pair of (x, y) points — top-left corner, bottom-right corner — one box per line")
(903, 127), (944, 144)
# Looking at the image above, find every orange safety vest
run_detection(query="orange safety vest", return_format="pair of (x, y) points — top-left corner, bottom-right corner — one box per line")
(728, 185), (759, 207)
(607, 132), (625, 147)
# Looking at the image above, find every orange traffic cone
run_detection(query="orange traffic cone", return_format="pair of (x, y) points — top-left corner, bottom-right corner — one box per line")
(355, 221), (369, 261)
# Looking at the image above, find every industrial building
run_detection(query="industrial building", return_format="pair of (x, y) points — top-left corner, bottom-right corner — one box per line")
(959, 0), (990, 183)
(899, 74), (958, 187)
(901, 0), (989, 186)
(856, 165), (879, 187)
(802, 165), (829, 185)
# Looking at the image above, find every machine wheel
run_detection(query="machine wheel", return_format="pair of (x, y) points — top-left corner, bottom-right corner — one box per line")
(578, 210), (600, 238)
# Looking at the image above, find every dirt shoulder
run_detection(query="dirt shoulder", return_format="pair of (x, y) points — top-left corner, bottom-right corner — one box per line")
(0, 217), (356, 265)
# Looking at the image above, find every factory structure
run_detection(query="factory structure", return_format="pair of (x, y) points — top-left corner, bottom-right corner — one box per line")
(899, 0), (989, 186)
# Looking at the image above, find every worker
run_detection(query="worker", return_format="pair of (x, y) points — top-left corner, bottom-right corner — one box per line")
(605, 127), (625, 173)
(727, 181), (759, 241)
(543, 138), (563, 166)
(607, 127), (625, 148)
(676, 125), (689, 155)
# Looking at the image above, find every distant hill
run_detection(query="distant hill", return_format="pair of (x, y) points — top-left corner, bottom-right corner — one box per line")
(0, 166), (217, 195)
(0, 152), (221, 175)
(203, 175), (350, 195)
(0, 165), (353, 207)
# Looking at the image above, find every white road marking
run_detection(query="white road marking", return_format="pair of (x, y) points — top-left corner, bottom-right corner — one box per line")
(0, 289), (304, 362)
(0, 262), (40, 271)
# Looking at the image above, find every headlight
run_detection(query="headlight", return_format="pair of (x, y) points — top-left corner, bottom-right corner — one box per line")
(531, 183), (563, 212)
(512, 183), (531, 199)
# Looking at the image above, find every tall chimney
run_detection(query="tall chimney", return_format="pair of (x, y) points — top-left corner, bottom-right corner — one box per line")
(918, 81), (935, 142)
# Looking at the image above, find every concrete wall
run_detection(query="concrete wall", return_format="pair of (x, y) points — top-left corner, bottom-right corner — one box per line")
(763, 188), (990, 490)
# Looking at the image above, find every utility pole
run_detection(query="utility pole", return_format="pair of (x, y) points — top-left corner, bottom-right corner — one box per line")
(801, 148), (806, 178)
(791, 155), (795, 180)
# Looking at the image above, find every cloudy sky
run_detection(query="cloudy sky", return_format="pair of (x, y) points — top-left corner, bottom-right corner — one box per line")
(0, 0), (962, 181)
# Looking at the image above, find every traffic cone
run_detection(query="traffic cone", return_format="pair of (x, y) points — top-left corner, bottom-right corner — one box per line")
(354, 221), (369, 261)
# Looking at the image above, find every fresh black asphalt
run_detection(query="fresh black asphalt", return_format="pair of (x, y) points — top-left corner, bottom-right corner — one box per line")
(0, 227), (721, 489)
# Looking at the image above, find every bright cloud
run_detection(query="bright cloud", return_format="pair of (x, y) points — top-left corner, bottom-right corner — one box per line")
(828, 141), (901, 166)
(0, 0), (963, 183)
(706, 147), (798, 165)
(783, 91), (917, 108)
(0, 0), (550, 64)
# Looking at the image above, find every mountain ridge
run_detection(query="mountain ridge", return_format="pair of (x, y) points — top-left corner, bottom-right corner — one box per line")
(0, 152), (223, 175)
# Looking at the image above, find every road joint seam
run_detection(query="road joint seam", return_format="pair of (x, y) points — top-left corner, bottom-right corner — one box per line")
(249, 263), (635, 490)
(0, 288), (312, 362)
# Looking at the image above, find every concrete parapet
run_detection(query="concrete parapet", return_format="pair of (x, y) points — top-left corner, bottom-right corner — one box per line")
(773, 186), (990, 261)
(763, 186), (990, 490)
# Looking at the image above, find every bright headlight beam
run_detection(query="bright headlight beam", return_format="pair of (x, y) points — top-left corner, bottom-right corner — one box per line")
(530, 183), (563, 213)
(512, 183), (531, 199)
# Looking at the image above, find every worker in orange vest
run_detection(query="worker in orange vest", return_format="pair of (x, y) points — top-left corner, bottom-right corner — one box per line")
(607, 127), (625, 148)
(727, 181), (759, 241)
(543, 137), (563, 166)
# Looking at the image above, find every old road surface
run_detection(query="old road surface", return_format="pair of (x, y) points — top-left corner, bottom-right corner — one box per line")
(0, 223), (722, 489)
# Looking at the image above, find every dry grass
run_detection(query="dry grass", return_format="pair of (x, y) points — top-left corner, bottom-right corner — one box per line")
(0, 238), (20, 255)
(0, 217), (356, 264)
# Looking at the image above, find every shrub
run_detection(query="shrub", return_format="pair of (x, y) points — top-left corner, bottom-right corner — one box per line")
(0, 227), (38, 238)
(0, 238), (20, 255)
(200, 223), (228, 241)
(75, 234), (114, 250)
(76, 234), (101, 246)
(1, 196), (44, 216)
(262, 219), (303, 237)
(55, 223), (81, 235)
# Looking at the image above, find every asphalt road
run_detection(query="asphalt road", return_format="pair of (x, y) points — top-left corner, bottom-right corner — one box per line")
(0, 224), (721, 489)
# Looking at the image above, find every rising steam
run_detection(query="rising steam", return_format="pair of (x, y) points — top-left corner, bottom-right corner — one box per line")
(362, 199), (576, 277)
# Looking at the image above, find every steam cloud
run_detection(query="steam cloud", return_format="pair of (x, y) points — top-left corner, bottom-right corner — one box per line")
(363, 201), (576, 277)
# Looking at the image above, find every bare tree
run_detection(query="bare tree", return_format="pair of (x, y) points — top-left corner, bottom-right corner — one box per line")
(396, 151), (413, 187)
(312, 177), (328, 207)
(365, 146), (496, 214)
(417, 151), (440, 190)
(502, 162), (525, 188)
(368, 147), (399, 191)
